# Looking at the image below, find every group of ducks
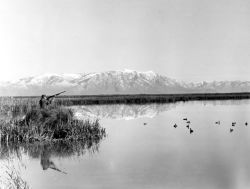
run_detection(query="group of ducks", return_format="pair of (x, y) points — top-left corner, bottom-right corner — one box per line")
(215, 120), (248, 133)
(144, 119), (248, 134)
(172, 118), (248, 134)
(173, 118), (194, 134)
(143, 119), (194, 134)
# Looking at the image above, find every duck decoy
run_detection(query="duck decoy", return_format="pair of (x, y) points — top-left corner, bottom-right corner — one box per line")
(143, 123), (147, 125)
(183, 118), (188, 121)
(173, 124), (177, 128)
(186, 121), (191, 124)
(186, 125), (189, 129)
(189, 128), (194, 134)
(215, 121), (220, 125)
(230, 128), (234, 133)
(232, 122), (236, 126)
(245, 122), (248, 126)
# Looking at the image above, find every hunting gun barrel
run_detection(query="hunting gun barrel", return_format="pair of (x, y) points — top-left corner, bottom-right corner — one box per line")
(47, 91), (66, 100)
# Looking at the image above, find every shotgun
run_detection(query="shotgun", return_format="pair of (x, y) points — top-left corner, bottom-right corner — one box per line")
(47, 91), (66, 100)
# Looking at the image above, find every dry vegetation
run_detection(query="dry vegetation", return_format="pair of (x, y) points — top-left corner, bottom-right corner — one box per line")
(0, 97), (106, 144)
(1, 92), (249, 143)
(0, 159), (30, 189)
(2, 92), (250, 110)
(0, 107), (106, 143)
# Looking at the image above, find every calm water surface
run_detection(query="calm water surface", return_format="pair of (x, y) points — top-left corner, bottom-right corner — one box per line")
(1, 100), (250, 189)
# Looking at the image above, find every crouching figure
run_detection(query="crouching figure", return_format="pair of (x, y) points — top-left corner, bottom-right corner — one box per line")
(39, 91), (66, 109)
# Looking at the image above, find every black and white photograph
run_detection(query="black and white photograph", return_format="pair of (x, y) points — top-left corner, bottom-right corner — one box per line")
(1, 0), (250, 188)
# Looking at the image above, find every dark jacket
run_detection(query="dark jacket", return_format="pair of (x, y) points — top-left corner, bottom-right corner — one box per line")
(39, 98), (49, 108)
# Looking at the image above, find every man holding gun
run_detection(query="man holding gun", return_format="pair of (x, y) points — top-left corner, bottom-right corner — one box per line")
(39, 91), (66, 108)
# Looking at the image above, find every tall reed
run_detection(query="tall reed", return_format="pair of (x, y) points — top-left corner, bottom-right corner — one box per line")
(0, 106), (106, 143)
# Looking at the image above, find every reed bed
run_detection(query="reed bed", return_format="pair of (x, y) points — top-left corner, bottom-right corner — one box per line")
(2, 93), (250, 112)
(0, 106), (106, 144)
(11, 92), (250, 106)
(1, 92), (249, 143)
(0, 98), (107, 189)
(54, 93), (250, 105)
(0, 97), (37, 118)
(0, 159), (30, 189)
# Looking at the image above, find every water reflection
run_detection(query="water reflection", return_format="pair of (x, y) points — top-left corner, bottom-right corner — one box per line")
(71, 103), (178, 120)
(0, 138), (106, 188)
(40, 144), (67, 174)
(1, 99), (249, 122)
(1, 100), (250, 189)
(188, 99), (250, 106)
(0, 139), (103, 172)
(71, 100), (250, 120)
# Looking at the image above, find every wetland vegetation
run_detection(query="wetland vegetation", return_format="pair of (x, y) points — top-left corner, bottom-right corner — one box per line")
(0, 97), (107, 189)
(1, 93), (250, 188)
(1, 92), (249, 144)
(7, 92), (250, 106)
(0, 106), (106, 143)
(1, 92), (250, 143)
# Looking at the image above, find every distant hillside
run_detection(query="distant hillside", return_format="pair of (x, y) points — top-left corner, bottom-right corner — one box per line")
(1, 70), (250, 96)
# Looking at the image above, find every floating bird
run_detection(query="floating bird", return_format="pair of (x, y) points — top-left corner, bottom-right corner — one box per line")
(186, 121), (191, 124)
(232, 122), (236, 126)
(101, 128), (106, 135)
(215, 121), (220, 125)
(183, 118), (188, 121)
(190, 128), (194, 134)
(245, 122), (248, 126)
(186, 125), (189, 129)
(230, 128), (234, 133)
(143, 123), (147, 125)
(173, 124), (178, 128)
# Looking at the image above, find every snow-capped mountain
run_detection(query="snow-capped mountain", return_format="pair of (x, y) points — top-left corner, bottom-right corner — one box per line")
(0, 70), (250, 96)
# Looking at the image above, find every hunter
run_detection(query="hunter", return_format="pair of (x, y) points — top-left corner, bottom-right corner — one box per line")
(39, 94), (52, 109)
(39, 91), (66, 108)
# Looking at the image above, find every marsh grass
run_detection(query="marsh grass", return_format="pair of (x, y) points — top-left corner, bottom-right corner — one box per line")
(0, 106), (106, 143)
(1, 93), (250, 115)
(1, 92), (248, 144)
(0, 159), (30, 189)
(44, 93), (250, 106)
(0, 98), (107, 189)
(0, 97), (37, 114)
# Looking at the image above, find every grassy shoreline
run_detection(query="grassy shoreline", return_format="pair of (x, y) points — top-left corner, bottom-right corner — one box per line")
(0, 106), (106, 144)
(58, 92), (250, 105)
(0, 92), (249, 144)
(1, 93), (250, 120)
(4, 92), (250, 106)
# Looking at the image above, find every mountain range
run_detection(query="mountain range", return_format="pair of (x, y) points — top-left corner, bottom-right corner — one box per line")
(1, 69), (250, 96)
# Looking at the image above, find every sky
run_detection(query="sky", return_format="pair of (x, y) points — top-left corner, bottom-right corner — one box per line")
(0, 0), (250, 82)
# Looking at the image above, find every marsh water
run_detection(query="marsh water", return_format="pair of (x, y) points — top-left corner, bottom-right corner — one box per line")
(1, 100), (250, 189)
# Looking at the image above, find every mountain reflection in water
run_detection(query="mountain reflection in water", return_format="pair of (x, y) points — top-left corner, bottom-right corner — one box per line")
(71, 99), (250, 120)
(71, 103), (178, 120)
